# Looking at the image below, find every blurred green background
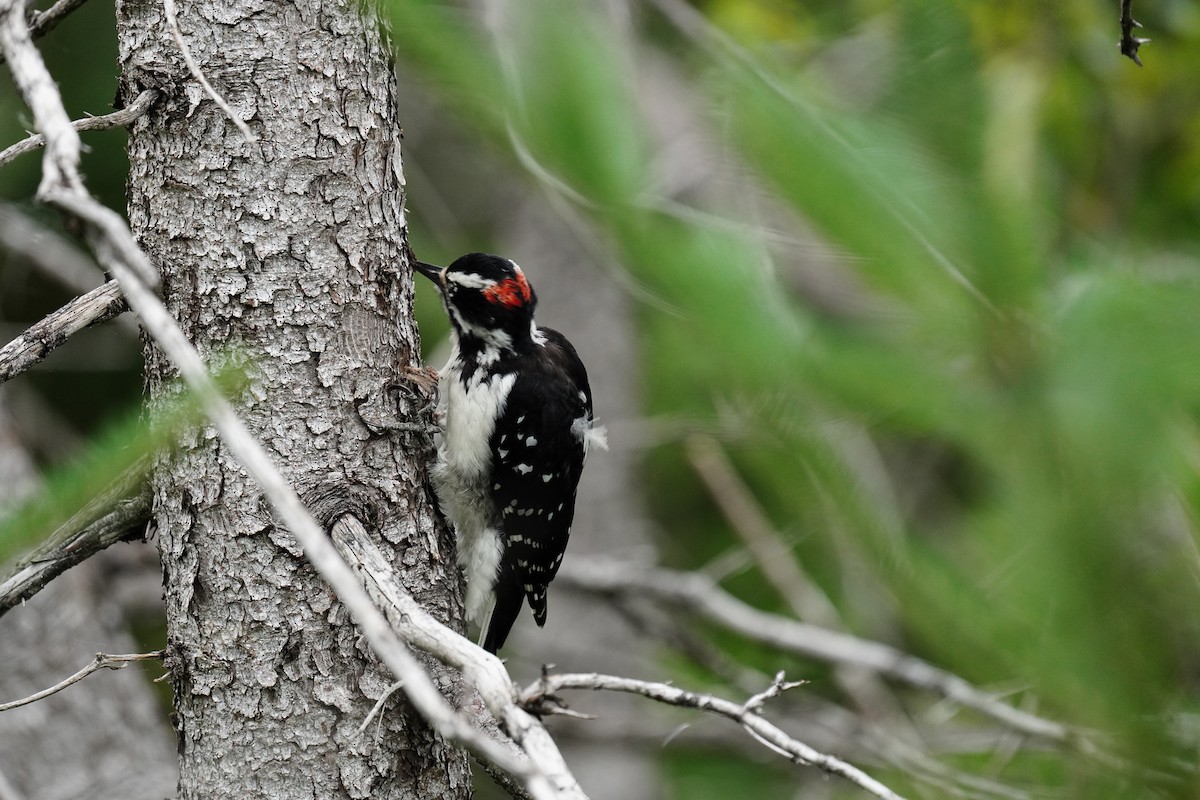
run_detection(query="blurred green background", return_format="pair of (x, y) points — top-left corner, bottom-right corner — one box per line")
(5, 0), (1200, 798)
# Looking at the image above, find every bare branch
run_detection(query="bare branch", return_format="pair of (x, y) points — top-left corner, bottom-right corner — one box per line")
(743, 670), (807, 713)
(523, 671), (907, 800)
(0, 5), (80, 195)
(685, 435), (835, 623)
(0, 472), (150, 619)
(43, 188), (159, 286)
(686, 434), (914, 723)
(332, 515), (586, 798)
(0, 0), (92, 70)
(1119, 0), (1150, 67)
(0, 88), (158, 169)
(161, 0), (257, 144)
(0, 651), (163, 713)
(0, 281), (129, 386)
(558, 559), (1074, 744)
(26, 0), (91, 40)
(0, 204), (140, 338)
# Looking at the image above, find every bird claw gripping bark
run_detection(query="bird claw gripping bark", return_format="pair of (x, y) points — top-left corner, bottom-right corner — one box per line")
(357, 366), (441, 443)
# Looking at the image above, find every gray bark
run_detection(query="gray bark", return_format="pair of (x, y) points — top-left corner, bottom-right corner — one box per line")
(115, 0), (470, 797)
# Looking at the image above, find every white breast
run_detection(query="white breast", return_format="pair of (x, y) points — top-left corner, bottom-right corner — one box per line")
(439, 352), (516, 482)
(430, 343), (516, 624)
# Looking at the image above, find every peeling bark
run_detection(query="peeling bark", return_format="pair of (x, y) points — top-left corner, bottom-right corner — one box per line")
(115, 0), (470, 796)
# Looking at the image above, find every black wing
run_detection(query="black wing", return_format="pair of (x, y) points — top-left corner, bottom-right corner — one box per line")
(482, 329), (593, 652)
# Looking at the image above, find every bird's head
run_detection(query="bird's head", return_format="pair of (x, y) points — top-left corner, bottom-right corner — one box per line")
(413, 252), (538, 348)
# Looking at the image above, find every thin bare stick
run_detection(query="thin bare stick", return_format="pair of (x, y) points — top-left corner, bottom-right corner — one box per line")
(0, 651), (163, 713)
(0, 474), (150, 620)
(685, 434), (837, 623)
(0, 88), (158, 169)
(25, 0), (90, 40)
(0, 203), (103, 293)
(0, 1), (80, 195)
(43, 188), (159, 286)
(161, 0), (257, 143)
(523, 671), (906, 800)
(0, 280), (128, 386)
(357, 680), (405, 735)
(0, 0), (92, 70)
(557, 559), (1074, 745)
(0, 204), (140, 335)
(686, 435), (911, 723)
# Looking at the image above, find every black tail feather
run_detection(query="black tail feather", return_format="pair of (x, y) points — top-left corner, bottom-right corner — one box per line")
(482, 563), (525, 654)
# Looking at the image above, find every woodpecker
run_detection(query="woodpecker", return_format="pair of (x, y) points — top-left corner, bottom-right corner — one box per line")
(413, 253), (606, 653)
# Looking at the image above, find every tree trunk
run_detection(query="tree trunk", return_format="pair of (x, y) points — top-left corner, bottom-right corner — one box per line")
(115, 0), (470, 796)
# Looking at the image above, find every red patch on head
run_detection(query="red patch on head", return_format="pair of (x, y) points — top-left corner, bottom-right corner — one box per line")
(483, 273), (532, 308)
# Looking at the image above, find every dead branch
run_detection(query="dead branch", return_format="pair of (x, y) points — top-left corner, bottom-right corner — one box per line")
(331, 515), (584, 798)
(25, 0), (91, 40)
(686, 434), (913, 723)
(0, 651), (163, 713)
(0, 281), (129, 386)
(0, 0), (92, 69)
(0, 471), (150, 619)
(0, 204), (101, 295)
(557, 559), (1073, 745)
(0, 88), (158, 169)
(522, 671), (906, 800)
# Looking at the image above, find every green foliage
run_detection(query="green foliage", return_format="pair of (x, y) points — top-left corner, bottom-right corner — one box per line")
(0, 370), (244, 565)
(389, 0), (1200, 795)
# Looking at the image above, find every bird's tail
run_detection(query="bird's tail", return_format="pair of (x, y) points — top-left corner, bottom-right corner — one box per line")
(482, 561), (525, 654)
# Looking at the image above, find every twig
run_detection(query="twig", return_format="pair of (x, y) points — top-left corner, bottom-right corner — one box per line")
(0, 474), (150, 620)
(522, 671), (907, 800)
(743, 670), (806, 713)
(331, 515), (585, 799)
(557, 559), (1074, 745)
(0, 204), (140, 335)
(357, 680), (405, 735)
(1119, 0), (1150, 67)
(26, 0), (90, 40)
(0, 88), (158, 169)
(686, 434), (914, 724)
(0, 202), (98, 289)
(0, 1), (81, 196)
(0, 651), (163, 713)
(0, 8), (577, 795)
(0, 280), (129, 386)
(0, 0), (92, 69)
(43, 188), (159, 286)
(161, 0), (257, 144)
(685, 434), (841, 626)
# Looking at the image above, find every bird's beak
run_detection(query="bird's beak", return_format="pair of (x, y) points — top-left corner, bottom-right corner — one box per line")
(412, 260), (444, 286)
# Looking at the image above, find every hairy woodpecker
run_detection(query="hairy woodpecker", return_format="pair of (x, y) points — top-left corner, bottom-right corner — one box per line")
(414, 253), (606, 653)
